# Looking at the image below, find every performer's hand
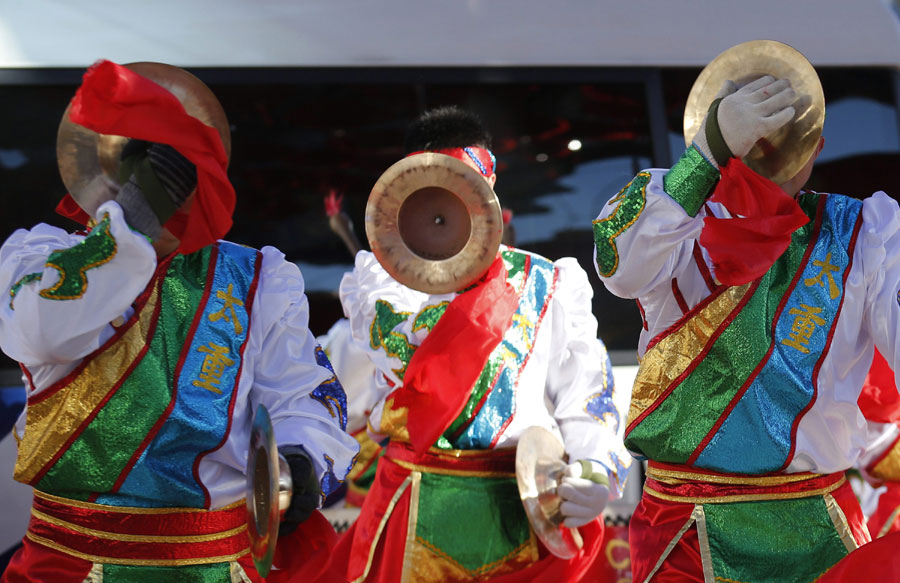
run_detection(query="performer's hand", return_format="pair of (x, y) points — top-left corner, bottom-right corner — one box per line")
(557, 459), (610, 528)
(277, 445), (321, 536)
(115, 140), (197, 239)
(693, 75), (796, 167)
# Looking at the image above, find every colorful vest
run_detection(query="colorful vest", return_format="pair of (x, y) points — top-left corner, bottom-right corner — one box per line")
(373, 248), (559, 450)
(626, 193), (864, 474)
(15, 241), (261, 508)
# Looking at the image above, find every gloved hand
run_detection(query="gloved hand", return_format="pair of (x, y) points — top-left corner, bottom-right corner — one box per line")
(557, 459), (610, 528)
(115, 140), (197, 239)
(278, 445), (321, 536)
(693, 75), (796, 168)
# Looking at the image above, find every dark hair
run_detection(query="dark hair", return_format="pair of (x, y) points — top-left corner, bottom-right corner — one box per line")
(403, 106), (492, 154)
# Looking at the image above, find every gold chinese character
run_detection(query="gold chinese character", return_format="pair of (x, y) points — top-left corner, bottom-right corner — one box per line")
(781, 303), (826, 354)
(209, 283), (245, 335)
(193, 342), (234, 394)
(803, 253), (841, 300)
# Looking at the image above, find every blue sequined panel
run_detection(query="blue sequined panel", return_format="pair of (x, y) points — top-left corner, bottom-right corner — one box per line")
(694, 195), (863, 473)
(451, 250), (557, 449)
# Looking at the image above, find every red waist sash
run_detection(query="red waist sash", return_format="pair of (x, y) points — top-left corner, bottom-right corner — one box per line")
(26, 490), (249, 566)
(384, 440), (516, 476)
(644, 461), (846, 503)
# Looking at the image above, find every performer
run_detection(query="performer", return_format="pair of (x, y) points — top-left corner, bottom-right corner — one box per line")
(333, 106), (631, 582)
(592, 43), (896, 581)
(0, 60), (357, 582)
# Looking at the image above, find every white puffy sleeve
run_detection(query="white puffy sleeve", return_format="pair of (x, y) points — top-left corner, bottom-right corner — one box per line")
(545, 258), (632, 496)
(0, 200), (156, 370)
(860, 192), (900, 389)
(248, 247), (359, 491)
(317, 318), (380, 434)
(593, 147), (719, 299)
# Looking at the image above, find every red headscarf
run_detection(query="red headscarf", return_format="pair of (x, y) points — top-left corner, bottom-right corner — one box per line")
(56, 60), (234, 254)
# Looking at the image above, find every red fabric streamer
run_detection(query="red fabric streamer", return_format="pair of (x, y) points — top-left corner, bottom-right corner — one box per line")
(815, 530), (900, 582)
(858, 349), (900, 424)
(59, 59), (234, 254)
(699, 158), (809, 286)
(391, 256), (518, 456)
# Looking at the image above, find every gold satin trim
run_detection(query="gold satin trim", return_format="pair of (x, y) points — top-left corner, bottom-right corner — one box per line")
(647, 466), (819, 486)
(643, 476), (846, 504)
(870, 438), (900, 481)
(352, 474), (413, 583)
(31, 508), (247, 543)
(24, 531), (249, 567)
(400, 471), (422, 583)
(627, 284), (751, 427)
(824, 492), (865, 551)
(82, 563), (103, 582)
(640, 510), (697, 583)
(347, 432), (383, 481)
(693, 506), (715, 583)
(408, 534), (538, 582)
(15, 284), (160, 484)
(391, 458), (515, 479)
(877, 504), (900, 539)
(377, 396), (411, 442)
(32, 490), (245, 514)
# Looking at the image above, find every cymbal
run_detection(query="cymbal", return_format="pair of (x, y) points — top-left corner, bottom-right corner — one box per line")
(56, 62), (231, 217)
(365, 153), (503, 295)
(515, 426), (584, 559)
(683, 40), (825, 185)
(246, 404), (293, 578)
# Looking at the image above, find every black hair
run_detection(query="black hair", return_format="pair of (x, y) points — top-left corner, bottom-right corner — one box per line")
(403, 106), (493, 154)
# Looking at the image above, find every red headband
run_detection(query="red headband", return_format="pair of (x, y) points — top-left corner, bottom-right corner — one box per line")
(407, 147), (496, 178)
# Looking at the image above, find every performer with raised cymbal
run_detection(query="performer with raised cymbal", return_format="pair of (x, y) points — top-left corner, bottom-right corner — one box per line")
(591, 39), (900, 581)
(0, 60), (358, 582)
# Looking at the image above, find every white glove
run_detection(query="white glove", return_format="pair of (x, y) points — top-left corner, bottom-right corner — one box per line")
(693, 75), (796, 167)
(557, 459), (610, 528)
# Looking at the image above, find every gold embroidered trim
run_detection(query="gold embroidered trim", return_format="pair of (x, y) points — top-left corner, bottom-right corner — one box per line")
(628, 284), (752, 427)
(824, 492), (864, 552)
(640, 510), (697, 583)
(390, 458), (515, 479)
(24, 532), (249, 567)
(647, 466), (819, 486)
(32, 490), (244, 514)
(31, 508), (247, 543)
(400, 471), (422, 583)
(352, 474), (413, 583)
(643, 476), (846, 504)
(14, 284), (160, 485)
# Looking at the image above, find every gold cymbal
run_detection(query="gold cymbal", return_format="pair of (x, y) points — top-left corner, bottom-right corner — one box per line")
(515, 426), (583, 559)
(365, 153), (503, 295)
(56, 62), (230, 216)
(683, 40), (825, 185)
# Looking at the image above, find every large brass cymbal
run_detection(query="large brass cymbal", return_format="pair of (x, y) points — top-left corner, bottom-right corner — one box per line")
(56, 62), (231, 217)
(515, 426), (583, 559)
(365, 153), (503, 295)
(683, 40), (825, 185)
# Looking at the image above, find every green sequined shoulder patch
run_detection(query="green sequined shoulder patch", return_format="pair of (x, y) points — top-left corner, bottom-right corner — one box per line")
(40, 214), (118, 301)
(593, 172), (650, 277)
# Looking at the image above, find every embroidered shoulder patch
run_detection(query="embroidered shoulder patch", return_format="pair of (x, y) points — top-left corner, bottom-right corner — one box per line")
(593, 172), (650, 277)
(369, 299), (416, 379)
(40, 213), (117, 301)
(9, 272), (42, 310)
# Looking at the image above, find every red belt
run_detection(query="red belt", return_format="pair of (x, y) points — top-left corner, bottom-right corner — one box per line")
(26, 490), (249, 566)
(385, 441), (516, 476)
(644, 461), (846, 504)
